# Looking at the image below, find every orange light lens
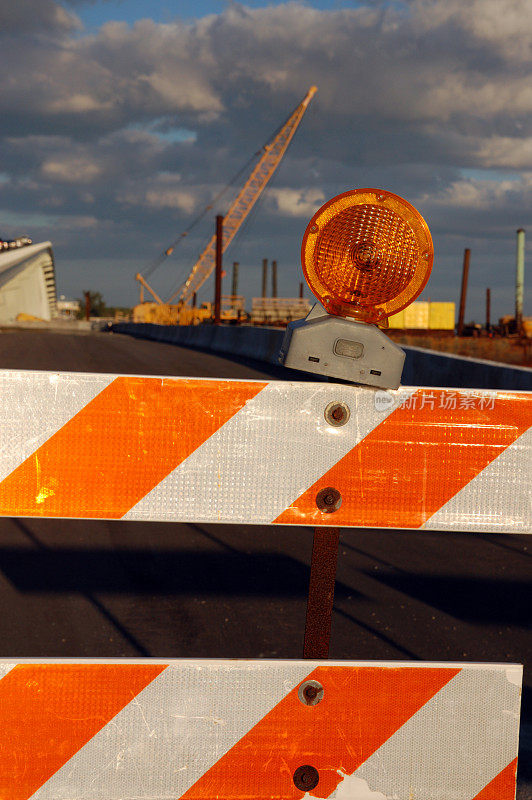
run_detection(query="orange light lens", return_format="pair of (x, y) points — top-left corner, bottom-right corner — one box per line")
(301, 189), (433, 323)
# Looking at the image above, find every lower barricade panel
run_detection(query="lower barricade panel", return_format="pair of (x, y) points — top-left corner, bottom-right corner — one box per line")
(0, 659), (522, 800)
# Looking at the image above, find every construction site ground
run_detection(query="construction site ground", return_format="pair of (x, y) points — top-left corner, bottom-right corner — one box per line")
(389, 331), (532, 367)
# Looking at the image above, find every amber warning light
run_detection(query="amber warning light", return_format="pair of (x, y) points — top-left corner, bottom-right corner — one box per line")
(280, 189), (434, 389)
(302, 188), (433, 325)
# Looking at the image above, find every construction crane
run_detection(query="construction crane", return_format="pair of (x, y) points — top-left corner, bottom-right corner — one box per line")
(172, 85), (317, 305)
(134, 86), (317, 322)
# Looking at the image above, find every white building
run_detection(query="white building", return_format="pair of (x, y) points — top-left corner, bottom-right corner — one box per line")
(57, 295), (80, 318)
(0, 241), (57, 322)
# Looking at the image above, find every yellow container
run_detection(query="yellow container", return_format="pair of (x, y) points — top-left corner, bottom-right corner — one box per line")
(429, 302), (455, 330)
(387, 309), (405, 328)
(404, 302), (429, 329)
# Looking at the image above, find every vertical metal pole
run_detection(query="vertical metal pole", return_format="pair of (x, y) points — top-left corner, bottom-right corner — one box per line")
(303, 527), (340, 659)
(457, 248), (470, 336)
(299, 282), (304, 299)
(214, 215), (223, 325)
(192, 292), (197, 308)
(262, 259), (268, 298)
(516, 228), (525, 331)
(84, 291), (90, 321)
(232, 261), (239, 299)
(486, 288), (491, 332)
(272, 260), (278, 298)
(139, 284), (144, 303)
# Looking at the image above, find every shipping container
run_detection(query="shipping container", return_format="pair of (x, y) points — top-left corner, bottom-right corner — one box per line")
(388, 302), (455, 331)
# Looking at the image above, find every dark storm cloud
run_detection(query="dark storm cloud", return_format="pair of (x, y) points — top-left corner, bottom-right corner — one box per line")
(0, 0), (530, 314)
(0, 0), (79, 33)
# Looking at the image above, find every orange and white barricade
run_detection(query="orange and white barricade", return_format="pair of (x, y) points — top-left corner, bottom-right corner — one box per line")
(0, 369), (529, 799)
(0, 659), (522, 800)
(0, 370), (529, 532)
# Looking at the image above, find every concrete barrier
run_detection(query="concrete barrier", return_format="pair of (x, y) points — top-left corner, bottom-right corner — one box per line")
(111, 323), (532, 390)
(1, 319), (97, 332)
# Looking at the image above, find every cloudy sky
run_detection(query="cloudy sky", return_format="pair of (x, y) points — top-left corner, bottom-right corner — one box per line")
(1, 0), (530, 320)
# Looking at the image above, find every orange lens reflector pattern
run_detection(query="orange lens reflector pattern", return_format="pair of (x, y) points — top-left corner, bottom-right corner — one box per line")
(302, 189), (433, 323)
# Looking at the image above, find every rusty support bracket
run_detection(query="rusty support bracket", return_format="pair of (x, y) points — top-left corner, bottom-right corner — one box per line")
(303, 527), (340, 659)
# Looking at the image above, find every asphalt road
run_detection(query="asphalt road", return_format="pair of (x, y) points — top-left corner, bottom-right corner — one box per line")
(0, 329), (530, 794)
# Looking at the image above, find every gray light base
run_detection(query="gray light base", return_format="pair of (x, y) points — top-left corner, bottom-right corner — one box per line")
(279, 304), (406, 390)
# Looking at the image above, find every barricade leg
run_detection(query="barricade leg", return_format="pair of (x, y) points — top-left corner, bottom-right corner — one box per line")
(303, 527), (340, 659)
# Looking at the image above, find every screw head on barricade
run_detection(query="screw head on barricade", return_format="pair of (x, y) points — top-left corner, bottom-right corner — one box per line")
(293, 765), (320, 791)
(298, 679), (325, 706)
(316, 487), (342, 513)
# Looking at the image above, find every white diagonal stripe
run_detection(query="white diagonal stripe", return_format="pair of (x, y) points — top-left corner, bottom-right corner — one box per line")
(0, 370), (114, 482)
(0, 663), (16, 681)
(334, 666), (521, 800)
(30, 661), (311, 800)
(124, 383), (414, 523)
(424, 426), (532, 532)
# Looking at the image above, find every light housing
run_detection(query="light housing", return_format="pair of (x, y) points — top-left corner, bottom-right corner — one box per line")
(301, 188), (433, 325)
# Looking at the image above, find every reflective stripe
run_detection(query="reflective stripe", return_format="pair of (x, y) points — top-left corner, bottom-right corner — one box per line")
(124, 382), (412, 523)
(0, 663), (165, 800)
(352, 666), (521, 800)
(180, 664), (459, 800)
(274, 388), (531, 528)
(0, 371), (530, 532)
(0, 660), (519, 800)
(0, 376), (265, 518)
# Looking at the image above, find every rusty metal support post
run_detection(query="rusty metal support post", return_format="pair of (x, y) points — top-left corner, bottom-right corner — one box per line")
(232, 261), (239, 299)
(272, 260), (278, 298)
(457, 248), (470, 336)
(303, 527), (340, 659)
(299, 281), (304, 299)
(262, 258), (268, 298)
(192, 292), (197, 308)
(84, 291), (90, 322)
(486, 288), (491, 332)
(214, 215), (223, 325)
(516, 228), (525, 331)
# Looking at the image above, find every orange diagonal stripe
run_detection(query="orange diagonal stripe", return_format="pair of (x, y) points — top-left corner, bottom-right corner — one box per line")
(0, 663), (166, 800)
(0, 377), (265, 518)
(275, 389), (532, 528)
(472, 758), (518, 800)
(181, 665), (459, 800)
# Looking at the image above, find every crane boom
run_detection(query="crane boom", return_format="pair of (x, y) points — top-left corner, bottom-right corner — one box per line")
(170, 86), (317, 305)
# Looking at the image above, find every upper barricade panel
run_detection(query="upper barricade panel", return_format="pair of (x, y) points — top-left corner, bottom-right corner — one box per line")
(0, 370), (529, 532)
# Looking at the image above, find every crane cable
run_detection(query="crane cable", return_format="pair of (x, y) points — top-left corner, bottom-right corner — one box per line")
(140, 108), (294, 283)
(141, 151), (259, 281)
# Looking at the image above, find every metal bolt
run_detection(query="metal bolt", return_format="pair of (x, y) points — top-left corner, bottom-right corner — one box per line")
(298, 679), (324, 706)
(324, 401), (350, 427)
(316, 487), (342, 513)
(293, 765), (319, 791)
(310, 223), (319, 234)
